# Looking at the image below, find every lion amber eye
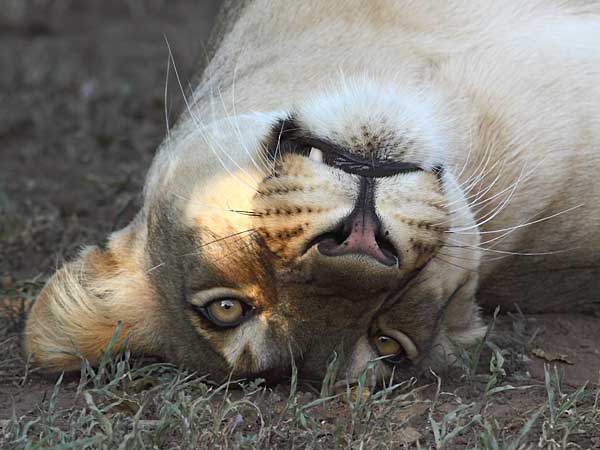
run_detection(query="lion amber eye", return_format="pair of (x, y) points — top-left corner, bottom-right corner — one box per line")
(207, 299), (244, 325)
(373, 330), (418, 361)
(374, 335), (404, 357)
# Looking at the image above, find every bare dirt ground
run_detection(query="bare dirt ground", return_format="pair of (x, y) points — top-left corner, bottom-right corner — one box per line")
(1, 1), (599, 449)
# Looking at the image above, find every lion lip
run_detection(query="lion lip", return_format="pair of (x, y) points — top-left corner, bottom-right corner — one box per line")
(317, 237), (398, 266)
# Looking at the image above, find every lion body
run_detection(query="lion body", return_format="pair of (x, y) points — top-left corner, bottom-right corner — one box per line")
(25, 0), (600, 377)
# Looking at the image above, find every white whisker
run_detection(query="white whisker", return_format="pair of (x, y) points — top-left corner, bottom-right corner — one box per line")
(444, 240), (580, 257)
(164, 52), (171, 139)
(449, 203), (584, 237)
(163, 36), (259, 194)
(146, 262), (165, 274)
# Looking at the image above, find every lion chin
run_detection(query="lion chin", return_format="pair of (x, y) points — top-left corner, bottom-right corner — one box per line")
(24, 0), (600, 386)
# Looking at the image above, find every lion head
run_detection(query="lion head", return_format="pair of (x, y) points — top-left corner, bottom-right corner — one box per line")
(25, 79), (485, 385)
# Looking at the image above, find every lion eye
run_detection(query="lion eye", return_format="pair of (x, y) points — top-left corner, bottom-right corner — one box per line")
(205, 298), (249, 328)
(189, 288), (256, 329)
(374, 335), (404, 358)
(372, 330), (418, 362)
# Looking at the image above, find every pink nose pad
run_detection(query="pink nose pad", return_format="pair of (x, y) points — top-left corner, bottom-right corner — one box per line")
(316, 212), (399, 267)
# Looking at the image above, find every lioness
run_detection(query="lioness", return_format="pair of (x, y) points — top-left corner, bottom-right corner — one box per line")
(25, 0), (600, 384)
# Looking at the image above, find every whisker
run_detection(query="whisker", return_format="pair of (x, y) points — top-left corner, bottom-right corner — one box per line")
(453, 123), (474, 181)
(456, 142), (495, 191)
(228, 209), (263, 217)
(163, 190), (259, 216)
(216, 72), (268, 179)
(434, 250), (481, 262)
(438, 157), (508, 219)
(229, 60), (272, 176)
(437, 245), (510, 263)
(213, 238), (260, 263)
(163, 36), (259, 193)
(432, 255), (481, 273)
(180, 229), (257, 257)
(146, 262), (165, 274)
(444, 152), (547, 234)
(445, 157), (532, 232)
(442, 240), (580, 257)
(271, 119), (287, 175)
(164, 52), (171, 139)
(447, 203), (584, 237)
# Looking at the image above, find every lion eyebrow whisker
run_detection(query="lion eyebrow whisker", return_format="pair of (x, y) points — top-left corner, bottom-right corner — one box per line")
(163, 50), (171, 141)
(216, 77), (267, 179)
(452, 123), (475, 181)
(144, 228), (260, 276)
(271, 119), (287, 174)
(164, 36), (260, 194)
(229, 56), (273, 176)
(179, 229), (258, 258)
(202, 91), (261, 186)
(164, 190), (261, 217)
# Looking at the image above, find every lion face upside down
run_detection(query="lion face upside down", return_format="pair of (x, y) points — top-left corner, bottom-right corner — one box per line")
(24, 0), (600, 384)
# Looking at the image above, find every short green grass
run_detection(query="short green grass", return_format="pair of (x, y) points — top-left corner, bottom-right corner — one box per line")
(1, 283), (599, 450)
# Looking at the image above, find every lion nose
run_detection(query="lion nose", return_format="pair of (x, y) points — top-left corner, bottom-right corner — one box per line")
(312, 208), (399, 267)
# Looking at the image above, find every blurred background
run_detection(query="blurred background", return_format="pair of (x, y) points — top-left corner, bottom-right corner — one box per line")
(0, 0), (220, 281)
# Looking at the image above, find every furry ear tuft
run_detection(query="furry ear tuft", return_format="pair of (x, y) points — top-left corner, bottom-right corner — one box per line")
(24, 229), (162, 371)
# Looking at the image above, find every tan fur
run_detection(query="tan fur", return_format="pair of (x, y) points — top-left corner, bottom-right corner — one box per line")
(25, 0), (600, 382)
(25, 221), (162, 369)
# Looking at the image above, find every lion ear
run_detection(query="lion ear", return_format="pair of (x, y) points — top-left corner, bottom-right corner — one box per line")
(24, 224), (163, 371)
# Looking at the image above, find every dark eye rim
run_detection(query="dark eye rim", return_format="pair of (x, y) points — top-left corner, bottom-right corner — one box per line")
(193, 297), (257, 329)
